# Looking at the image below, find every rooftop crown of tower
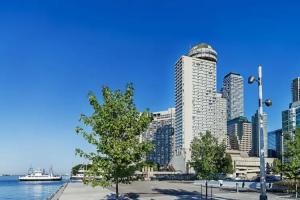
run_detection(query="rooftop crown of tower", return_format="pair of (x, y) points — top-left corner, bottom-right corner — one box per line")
(187, 43), (217, 62)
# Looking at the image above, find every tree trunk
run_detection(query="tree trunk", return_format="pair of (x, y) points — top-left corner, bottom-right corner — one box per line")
(116, 178), (119, 200)
(296, 182), (298, 199)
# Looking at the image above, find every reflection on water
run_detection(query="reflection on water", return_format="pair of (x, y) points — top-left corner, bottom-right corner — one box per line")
(0, 176), (66, 200)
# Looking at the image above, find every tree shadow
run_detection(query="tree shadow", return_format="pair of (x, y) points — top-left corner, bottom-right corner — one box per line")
(152, 188), (236, 200)
(105, 193), (138, 200)
(126, 192), (140, 199)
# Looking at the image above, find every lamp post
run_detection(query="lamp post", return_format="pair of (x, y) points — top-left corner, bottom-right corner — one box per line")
(280, 131), (284, 180)
(248, 65), (272, 200)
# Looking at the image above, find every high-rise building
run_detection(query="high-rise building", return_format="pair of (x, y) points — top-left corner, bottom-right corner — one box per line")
(282, 101), (300, 137)
(267, 129), (283, 158)
(282, 77), (300, 138)
(292, 77), (300, 103)
(251, 110), (268, 157)
(172, 43), (227, 172)
(227, 116), (252, 155)
(222, 73), (244, 120)
(143, 108), (175, 167)
(215, 93), (227, 139)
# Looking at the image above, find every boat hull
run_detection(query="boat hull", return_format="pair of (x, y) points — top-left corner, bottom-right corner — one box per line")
(70, 176), (83, 181)
(19, 177), (62, 181)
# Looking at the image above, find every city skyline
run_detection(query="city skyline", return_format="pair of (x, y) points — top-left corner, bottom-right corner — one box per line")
(0, 1), (300, 174)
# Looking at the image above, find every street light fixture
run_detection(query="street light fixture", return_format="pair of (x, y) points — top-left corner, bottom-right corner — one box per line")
(248, 65), (272, 200)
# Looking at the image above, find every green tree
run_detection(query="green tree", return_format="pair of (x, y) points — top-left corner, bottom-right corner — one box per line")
(71, 164), (82, 176)
(221, 153), (234, 174)
(282, 128), (300, 183)
(190, 131), (232, 180)
(75, 84), (153, 199)
(272, 158), (282, 175)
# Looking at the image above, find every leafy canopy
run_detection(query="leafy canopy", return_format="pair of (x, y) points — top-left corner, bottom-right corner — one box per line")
(75, 84), (153, 187)
(283, 128), (300, 180)
(190, 131), (233, 180)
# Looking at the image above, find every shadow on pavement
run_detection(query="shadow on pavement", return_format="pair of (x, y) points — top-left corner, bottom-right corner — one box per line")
(105, 193), (138, 200)
(152, 188), (236, 200)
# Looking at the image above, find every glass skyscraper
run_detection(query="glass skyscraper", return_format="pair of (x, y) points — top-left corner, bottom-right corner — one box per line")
(222, 72), (244, 120)
(292, 77), (300, 103)
(267, 129), (282, 158)
(251, 110), (268, 157)
(282, 101), (300, 137)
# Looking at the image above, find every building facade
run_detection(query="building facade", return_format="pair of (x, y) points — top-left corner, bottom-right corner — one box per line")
(251, 110), (268, 157)
(227, 150), (274, 179)
(227, 116), (252, 155)
(222, 73), (244, 120)
(267, 129), (283, 158)
(292, 77), (300, 103)
(282, 101), (300, 137)
(281, 78), (300, 162)
(172, 43), (227, 173)
(215, 93), (227, 139)
(143, 108), (175, 167)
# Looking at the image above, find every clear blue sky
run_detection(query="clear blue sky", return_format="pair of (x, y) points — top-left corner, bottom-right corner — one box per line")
(0, 0), (299, 174)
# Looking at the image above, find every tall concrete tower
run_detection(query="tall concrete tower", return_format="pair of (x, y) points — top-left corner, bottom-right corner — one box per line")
(252, 110), (268, 157)
(172, 43), (227, 172)
(222, 72), (244, 120)
(292, 77), (300, 103)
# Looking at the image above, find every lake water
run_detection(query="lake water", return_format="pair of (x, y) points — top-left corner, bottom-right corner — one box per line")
(0, 176), (66, 200)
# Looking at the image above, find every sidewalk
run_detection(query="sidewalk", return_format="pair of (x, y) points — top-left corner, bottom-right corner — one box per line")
(53, 181), (296, 200)
(54, 182), (112, 200)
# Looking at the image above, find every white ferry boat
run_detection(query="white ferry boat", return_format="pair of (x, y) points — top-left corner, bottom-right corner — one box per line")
(19, 168), (62, 181)
(70, 168), (85, 181)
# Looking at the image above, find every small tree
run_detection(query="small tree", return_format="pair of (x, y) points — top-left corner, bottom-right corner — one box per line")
(282, 128), (300, 184)
(190, 131), (232, 180)
(272, 158), (282, 175)
(222, 153), (234, 174)
(75, 84), (153, 199)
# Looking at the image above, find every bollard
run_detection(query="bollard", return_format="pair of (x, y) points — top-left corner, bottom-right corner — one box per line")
(236, 182), (239, 193)
(201, 184), (202, 200)
(296, 183), (298, 199)
(206, 181), (208, 200)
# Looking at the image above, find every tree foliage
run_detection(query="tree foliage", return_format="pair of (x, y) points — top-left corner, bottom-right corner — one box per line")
(190, 131), (233, 180)
(75, 84), (153, 198)
(282, 128), (300, 181)
(272, 158), (281, 175)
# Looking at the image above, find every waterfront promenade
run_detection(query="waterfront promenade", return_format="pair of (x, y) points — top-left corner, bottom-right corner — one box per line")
(53, 181), (296, 200)
(51, 182), (111, 200)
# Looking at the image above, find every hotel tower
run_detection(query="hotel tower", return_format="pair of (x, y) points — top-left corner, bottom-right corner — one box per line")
(171, 44), (227, 172)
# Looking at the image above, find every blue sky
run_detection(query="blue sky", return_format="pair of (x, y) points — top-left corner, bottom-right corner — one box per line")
(0, 0), (300, 174)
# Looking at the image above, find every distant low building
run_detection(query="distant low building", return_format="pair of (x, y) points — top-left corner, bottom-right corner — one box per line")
(227, 150), (274, 179)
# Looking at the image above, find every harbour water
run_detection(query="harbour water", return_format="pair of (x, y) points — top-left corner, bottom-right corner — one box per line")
(0, 176), (66, 200)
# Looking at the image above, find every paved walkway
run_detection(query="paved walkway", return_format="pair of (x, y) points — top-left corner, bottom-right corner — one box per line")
(55, 182), (112, 200)
(54, 181), (296, 200)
